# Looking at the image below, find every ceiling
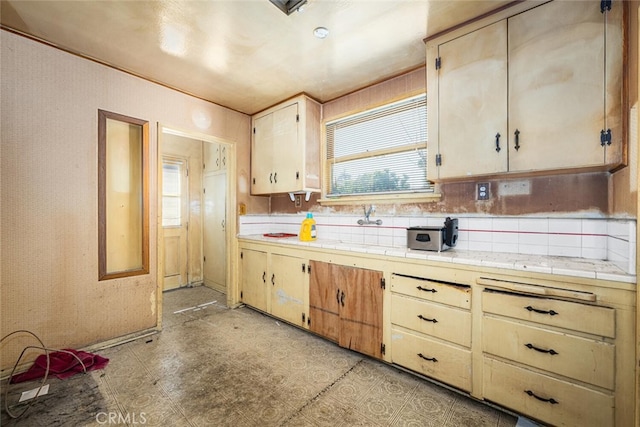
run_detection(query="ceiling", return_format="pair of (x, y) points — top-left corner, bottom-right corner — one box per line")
(1, 0), (513, 115)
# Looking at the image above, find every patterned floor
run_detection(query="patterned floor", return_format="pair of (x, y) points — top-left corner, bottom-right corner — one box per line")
(1, 286), (518, 426)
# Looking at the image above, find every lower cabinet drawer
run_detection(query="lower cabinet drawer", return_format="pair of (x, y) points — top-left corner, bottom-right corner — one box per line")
(483, 358), (614, 427)
(391, 294), (471, 346)
(483, 316), (614, 389)
(391, 328), (472, 392)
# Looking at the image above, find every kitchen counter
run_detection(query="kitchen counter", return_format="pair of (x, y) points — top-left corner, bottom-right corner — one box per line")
(238, 234), (636, 284)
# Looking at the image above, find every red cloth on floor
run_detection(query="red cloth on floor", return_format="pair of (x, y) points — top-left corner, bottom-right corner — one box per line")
(10, 349), (109, 383)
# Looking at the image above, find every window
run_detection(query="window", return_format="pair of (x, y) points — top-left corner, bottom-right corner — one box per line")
(162, 159), (184, 227)
(98, 110), (149, 281)
(325, 94), (430, 198)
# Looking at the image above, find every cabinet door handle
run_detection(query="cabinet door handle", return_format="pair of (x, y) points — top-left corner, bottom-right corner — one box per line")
(273, 172), (277, 183)
(417, 314), (438, 323)
(514, 129), (521, 151)
(525, 306), (558, 316)
(271, 274), (275, 286)
(336, 289), (341, 305)
(270, 172), (273, 183)
(525, 390), (559, 405)
(495, 133), (501, 152)
(525, 343), (558, 355)
(418, 353), (438, 362)
(262, 271), (266, 283)
(340, 291), (345, 307)
(417, 286), (437, 293)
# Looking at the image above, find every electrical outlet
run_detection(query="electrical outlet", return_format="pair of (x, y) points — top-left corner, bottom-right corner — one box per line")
(295, 195), (302, 207)
(477, 183), (489, 200)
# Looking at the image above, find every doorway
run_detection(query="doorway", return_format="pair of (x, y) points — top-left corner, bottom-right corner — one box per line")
(161, 156), (189, 290)
(158, 126), (237, 314)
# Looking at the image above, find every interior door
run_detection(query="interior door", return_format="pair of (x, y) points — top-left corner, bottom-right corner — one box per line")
(162, 157), (188, 290)
(203, 170), (226, 292)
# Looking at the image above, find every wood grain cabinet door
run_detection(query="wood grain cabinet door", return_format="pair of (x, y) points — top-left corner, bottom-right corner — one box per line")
(337, 265), (384, 359)
(308, 260), (340, 343)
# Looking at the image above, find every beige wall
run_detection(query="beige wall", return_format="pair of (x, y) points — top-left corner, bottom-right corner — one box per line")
(0, 30), (254, 370)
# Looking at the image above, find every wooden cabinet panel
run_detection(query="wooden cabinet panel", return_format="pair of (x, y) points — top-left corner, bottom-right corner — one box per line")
(270, 253), (307, 327)
(309, 261), (383, 359)
(482, 290), (615, 338)
(391, 328), (472, 392)
(433, 20), (508, 180)
(391, 294), (471, 347)
(240, 249), (268, 312)
(483, 316), (615, 389)
(390, 273), (470, 309)
(483, 358), (614, 427)
(508, 0), (608, 172)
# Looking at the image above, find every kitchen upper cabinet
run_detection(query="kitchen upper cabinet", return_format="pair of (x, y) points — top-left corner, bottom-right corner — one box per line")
(204, 141), (227, 172)
(308, 261), (384, 359)
(251, 94), (321, 195)
(239, 247), (309, 328)
(427, 0), (623, 180)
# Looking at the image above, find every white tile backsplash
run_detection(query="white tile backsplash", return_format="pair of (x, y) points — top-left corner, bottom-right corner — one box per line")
(238, 214), (636, 274)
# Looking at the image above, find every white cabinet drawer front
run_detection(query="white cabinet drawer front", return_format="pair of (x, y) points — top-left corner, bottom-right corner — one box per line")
(391, 328), (472, 392)
(483, 316), (614, 389)
(483, 358), (614, 427)
(390, 274), (471, 309)
(391, 294), (471, 347)
(482, 290), (615, 338)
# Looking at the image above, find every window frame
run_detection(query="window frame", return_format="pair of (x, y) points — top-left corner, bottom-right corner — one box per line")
(98, 109), (150, 281)
(319, 94), (439, 205)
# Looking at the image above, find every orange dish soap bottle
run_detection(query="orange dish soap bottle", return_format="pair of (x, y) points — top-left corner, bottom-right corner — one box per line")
(299, 212), (317, 241)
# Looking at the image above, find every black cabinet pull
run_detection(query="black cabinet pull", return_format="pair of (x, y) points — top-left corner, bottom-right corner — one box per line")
(514, 129), (520, 151)
(417, 286), (437, 293)
(262, 271), (266, 283)
(271, 274), (275, 286)
(525, 306), (558, 316)
(525, 390), (558, 405)
(495, 133), (501, 153)
(340, 291), (345, 307)
(418, 314), (438, 323)
(418, 353), (437, 362)
(336, 289), (341, 305)
(525, 343), (558, 355)
(274, 172), (277, 183)
(269, 172), (273, 183)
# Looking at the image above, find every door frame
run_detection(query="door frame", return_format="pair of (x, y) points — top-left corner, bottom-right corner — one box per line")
(157, 124), (239, 329)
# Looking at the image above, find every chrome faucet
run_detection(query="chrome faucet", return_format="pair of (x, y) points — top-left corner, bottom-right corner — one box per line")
(358, 204), (382, 225)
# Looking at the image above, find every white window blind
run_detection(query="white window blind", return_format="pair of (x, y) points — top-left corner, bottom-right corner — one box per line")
(325, 94), (431, 197)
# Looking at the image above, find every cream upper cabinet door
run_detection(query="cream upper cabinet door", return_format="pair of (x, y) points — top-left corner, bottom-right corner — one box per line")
(251, 113), (275, 194)
(435, 20), (508, 180)
(508, 0), (607, 172)
(271, 102), (300, 193)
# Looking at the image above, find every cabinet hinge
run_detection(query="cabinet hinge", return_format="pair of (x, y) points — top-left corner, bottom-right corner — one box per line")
(435, 153), (442, 166)
(381, 343), (386, 355)
(203, 187), (206, 194)
(203, 256), (206, 262)
(435, 57), (441, 70)
(600, 129), (612, 146)
(381, 277), (386, 289)
(253, 127), (256, 134)
(240, 251), (243, 259)
(296, 114), (300, 122)
(302, 313), (306, 323)
(240, 291), (243, 299)
(296, 171), (299, 180)
(600, 0), (612, 13)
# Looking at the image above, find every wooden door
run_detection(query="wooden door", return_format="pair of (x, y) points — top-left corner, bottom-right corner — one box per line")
(437, 20), (508, 179)
(203, 171), (226, 292)
(337, 265), (384, 359)
(308, 260), (340, 342)
(508, 1), (605, 172)
(251, 113), (274, 194)
(240, 249), (268, 312)
(271, 102), (300, 193)
(162, 157), (188, 290)
(270, 254), (307, 326)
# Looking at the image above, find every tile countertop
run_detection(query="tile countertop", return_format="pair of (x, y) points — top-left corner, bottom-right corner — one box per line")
(238, 234), (637, 285)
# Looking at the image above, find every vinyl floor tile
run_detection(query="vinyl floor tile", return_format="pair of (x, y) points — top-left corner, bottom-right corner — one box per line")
(1, 286), (518, 427)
